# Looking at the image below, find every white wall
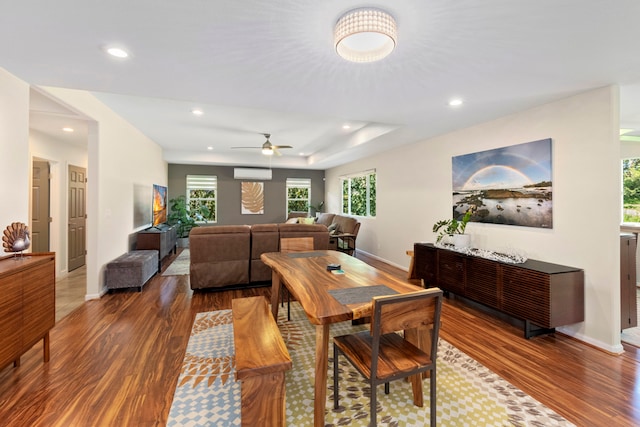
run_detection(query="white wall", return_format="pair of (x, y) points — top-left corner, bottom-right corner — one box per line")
(327, 86), (622, 353)
(0, 68), (30, 230)
(36, 87), (168, 299)
(30, 129), (88, 276)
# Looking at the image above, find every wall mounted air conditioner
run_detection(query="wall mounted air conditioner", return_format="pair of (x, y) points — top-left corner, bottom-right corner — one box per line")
(233, 168), (272, 180)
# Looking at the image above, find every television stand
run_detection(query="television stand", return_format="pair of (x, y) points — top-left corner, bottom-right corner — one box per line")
(136, 225), (177, 271)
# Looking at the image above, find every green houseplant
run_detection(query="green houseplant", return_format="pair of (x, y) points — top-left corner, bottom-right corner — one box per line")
(432, 210), (472, 245)
(167, 196), (197, 239)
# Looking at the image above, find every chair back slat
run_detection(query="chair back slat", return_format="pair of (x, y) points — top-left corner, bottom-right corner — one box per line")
(280, 237), (314, 252)
(371, 289), (440, 335)
(375, 297), (437, 335)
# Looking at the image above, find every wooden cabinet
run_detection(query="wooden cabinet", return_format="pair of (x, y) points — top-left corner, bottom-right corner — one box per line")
(0, 252), (55, 370)
(620, 233), (637, 330)
(136, 225), (177, 271)
(414, 243), (584, 338)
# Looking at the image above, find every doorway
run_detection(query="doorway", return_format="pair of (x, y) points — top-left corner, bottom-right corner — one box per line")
(68, 165), (86, 272)
(31, 160), (50, 252)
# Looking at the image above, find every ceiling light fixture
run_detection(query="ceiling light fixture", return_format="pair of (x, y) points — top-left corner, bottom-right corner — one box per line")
(105, 47), (129, 58)
(449, 98), (464, 107)
(192, 108), (204, 116)
(262, 146), (274, 156)
(62, 127), (74, 132)
(335, 8), (397, 63)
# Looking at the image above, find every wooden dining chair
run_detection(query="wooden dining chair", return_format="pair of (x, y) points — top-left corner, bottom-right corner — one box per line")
(279, 237), (314, 320)
(333, 288), (443, 427)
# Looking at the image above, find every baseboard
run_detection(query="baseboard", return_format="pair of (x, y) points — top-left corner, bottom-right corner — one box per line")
(356, 249), (409, 273)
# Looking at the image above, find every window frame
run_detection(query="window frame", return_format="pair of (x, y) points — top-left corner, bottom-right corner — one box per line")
(286, 178), (311, 216)
(186, 174), (217, 223)
(340, 169), (376, 218)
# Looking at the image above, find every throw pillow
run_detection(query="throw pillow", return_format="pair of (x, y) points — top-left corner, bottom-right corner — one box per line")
(285, 217), (299, 224)
(300, 217), (315, 224)
(327, 223), (337, 233)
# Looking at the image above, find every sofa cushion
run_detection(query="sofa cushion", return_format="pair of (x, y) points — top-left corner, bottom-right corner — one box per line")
(316, 213), (335, 227)
(332, 215), (358, 235)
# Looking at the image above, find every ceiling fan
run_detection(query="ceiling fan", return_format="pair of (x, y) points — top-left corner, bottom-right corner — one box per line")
(231, 133), (293, 156)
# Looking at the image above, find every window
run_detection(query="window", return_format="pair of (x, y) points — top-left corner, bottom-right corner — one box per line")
(186, 175), (217, 223)
(623, 159), (640, 223)
(341, 170), (376, 217)
(286, 178), (311, 215)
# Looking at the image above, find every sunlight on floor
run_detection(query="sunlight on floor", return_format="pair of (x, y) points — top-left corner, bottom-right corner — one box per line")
(55, 265), (86, 322)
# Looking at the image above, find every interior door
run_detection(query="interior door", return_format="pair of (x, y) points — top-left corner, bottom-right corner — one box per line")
(68, 165), (86, 271)
(31, 160), (51, 253)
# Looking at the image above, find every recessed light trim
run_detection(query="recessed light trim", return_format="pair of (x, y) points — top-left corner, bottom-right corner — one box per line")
(207, 146), (213, 151)
(62, 127), (74, 132)
(449, 98), (463, 107)
(192, 108), (204, 116)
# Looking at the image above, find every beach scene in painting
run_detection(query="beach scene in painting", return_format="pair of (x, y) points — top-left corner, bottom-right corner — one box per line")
(452, 138), (552, 228)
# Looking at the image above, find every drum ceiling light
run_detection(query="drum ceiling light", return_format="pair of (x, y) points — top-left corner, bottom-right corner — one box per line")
(334, 8), (397, 63)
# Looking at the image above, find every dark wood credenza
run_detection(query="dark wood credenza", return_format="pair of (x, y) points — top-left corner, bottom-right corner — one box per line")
(414, 243), (584, 338)
(0, 252), (55, 370)
(136, 225), (177, 271)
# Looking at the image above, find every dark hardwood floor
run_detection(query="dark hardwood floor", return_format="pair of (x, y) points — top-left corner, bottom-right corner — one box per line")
(0, 249), (638, 426)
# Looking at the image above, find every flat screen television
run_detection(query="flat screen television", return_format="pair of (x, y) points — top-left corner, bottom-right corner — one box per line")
(152, 184), (168, 227)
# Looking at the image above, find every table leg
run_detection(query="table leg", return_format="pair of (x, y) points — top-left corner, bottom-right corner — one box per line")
(270, 271), (281, 320)
(405, 327), (431, 405)
(314, 324), (330, 427)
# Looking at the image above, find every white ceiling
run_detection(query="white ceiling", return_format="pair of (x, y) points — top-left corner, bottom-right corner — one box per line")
(4, 1), (640, 169)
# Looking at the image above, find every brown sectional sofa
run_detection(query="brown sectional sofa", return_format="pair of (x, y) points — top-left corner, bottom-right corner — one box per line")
(295, 213), (361, 256)
(189, 225), (251, 290)
(189, 223), (329, 290)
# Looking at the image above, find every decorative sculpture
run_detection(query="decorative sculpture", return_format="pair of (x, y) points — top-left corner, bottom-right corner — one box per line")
(2, 222), (31, 256)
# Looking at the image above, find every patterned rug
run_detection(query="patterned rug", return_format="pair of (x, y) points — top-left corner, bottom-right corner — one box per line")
(163, 249), (190, 276)
(167, 302), (574, 426)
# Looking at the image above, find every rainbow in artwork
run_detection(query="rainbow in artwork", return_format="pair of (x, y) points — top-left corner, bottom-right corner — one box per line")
(451, 138), (552, 228)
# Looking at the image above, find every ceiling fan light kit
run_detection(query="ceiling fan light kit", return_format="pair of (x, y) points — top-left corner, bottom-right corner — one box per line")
(334, 8), (397, 63)
(231, 133), (293, 156)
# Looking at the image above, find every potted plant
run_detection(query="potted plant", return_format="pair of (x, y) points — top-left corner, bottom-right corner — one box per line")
(167, 196), (197, 246)
(432, 210), (472, 247)
(310, 201), (325, 217)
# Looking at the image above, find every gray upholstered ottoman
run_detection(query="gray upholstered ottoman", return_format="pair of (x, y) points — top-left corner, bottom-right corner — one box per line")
(105, 250), (159, 292)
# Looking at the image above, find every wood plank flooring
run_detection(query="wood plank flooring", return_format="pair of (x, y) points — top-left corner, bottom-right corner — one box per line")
(0, 249), (638, 426)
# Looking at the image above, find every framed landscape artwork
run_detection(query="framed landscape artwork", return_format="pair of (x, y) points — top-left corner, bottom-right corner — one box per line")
(452, 138), (553, 228)
(241, 181), (264, 214)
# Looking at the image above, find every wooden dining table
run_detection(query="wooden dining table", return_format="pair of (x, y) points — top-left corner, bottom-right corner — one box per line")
(261, 250), (424, 427)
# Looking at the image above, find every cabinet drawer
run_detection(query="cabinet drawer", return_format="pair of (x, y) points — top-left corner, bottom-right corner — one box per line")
(437, 251), (465, 294)
(502, 266), (550, 327)
(466, 257), (499, 308)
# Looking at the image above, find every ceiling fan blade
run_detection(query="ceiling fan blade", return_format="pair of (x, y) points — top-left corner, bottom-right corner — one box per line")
(273, 145), (293, 149)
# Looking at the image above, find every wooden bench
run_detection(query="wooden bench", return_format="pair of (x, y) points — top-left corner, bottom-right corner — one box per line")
(232, 296), (292, 427)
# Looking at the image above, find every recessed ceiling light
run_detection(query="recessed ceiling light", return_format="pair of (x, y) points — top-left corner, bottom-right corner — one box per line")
(62, 127), (74, 132)
(449, 99), (463, 107)
(342, 124), (351, 130)
(207, 146), (213, 150)
(192, 108), (204, 116)
(105, 47), (129, 58)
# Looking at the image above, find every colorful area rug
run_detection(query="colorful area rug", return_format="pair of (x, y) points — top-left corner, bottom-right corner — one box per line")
(167, 302), (574, 426)
(162, 249), (190, 276)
